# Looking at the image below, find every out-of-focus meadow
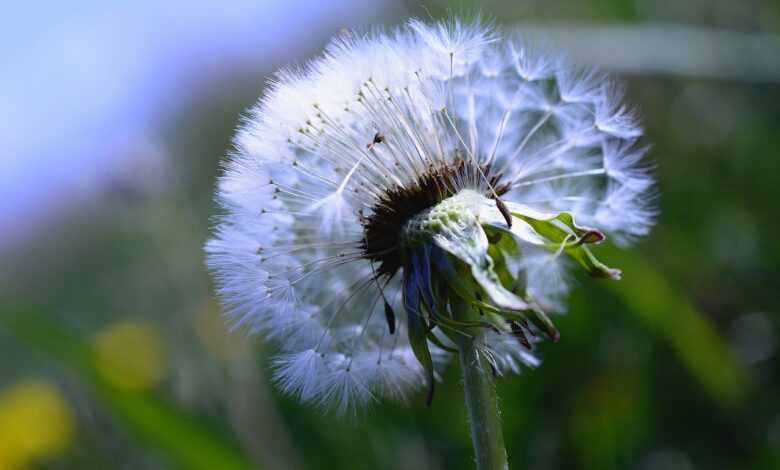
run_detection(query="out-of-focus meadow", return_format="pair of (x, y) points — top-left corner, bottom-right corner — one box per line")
(1, 1), (779, 469)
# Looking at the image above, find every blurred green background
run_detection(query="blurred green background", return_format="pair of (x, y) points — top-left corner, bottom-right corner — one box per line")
(1, 1), (779, 469)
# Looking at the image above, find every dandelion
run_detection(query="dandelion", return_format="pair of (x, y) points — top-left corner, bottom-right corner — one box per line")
(206, 17), (655, 469)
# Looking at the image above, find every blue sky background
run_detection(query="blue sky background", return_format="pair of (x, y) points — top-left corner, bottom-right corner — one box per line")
(0, 0), (388, 249)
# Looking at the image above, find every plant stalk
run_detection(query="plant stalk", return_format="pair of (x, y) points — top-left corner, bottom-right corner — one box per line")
(455, 315), (509, 470)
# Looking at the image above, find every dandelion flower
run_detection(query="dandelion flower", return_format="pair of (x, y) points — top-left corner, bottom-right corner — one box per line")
(205, 18), (655, 418)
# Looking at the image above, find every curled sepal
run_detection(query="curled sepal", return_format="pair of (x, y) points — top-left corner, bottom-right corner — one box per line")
(430, 212), (529, 312)
(566, 244), (622, 280)
(425, 329), (458, 353)
(484, 226), (526, 294)
(427, 250), (509, 333)
(528, 304), (561, 342)
(510, 321), (532, 349)
(402, 257), (436, 405)
(488, 201), (621, 280)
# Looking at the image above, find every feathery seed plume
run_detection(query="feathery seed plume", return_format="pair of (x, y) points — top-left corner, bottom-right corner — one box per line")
(206, 18), (655, 414)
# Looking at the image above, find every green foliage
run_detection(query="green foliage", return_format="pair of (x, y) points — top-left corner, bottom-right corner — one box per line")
(1, 310), (251, 470)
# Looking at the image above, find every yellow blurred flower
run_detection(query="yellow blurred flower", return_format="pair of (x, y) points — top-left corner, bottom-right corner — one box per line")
(0, 379), (75, 470)
(94, 320), (167, 391)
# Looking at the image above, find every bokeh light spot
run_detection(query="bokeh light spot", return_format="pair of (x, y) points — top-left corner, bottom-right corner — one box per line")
(94, 320), (167, 391)
(0, 379), (75, 470)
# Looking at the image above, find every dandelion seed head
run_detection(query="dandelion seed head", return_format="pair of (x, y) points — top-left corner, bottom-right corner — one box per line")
(206, 18), (656, 412)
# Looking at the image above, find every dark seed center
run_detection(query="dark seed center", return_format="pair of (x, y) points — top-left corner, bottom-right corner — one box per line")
(361, 159), (509, 277)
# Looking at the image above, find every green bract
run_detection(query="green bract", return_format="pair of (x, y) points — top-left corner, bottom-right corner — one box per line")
(400, 190), (621, 397)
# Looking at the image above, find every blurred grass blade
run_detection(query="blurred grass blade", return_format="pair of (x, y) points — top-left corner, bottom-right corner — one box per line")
(1, 309), (252, 470)
(604, 250), (749, 410)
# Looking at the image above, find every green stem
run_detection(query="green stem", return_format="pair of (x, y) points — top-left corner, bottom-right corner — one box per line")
(454, 308), (509, 470)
